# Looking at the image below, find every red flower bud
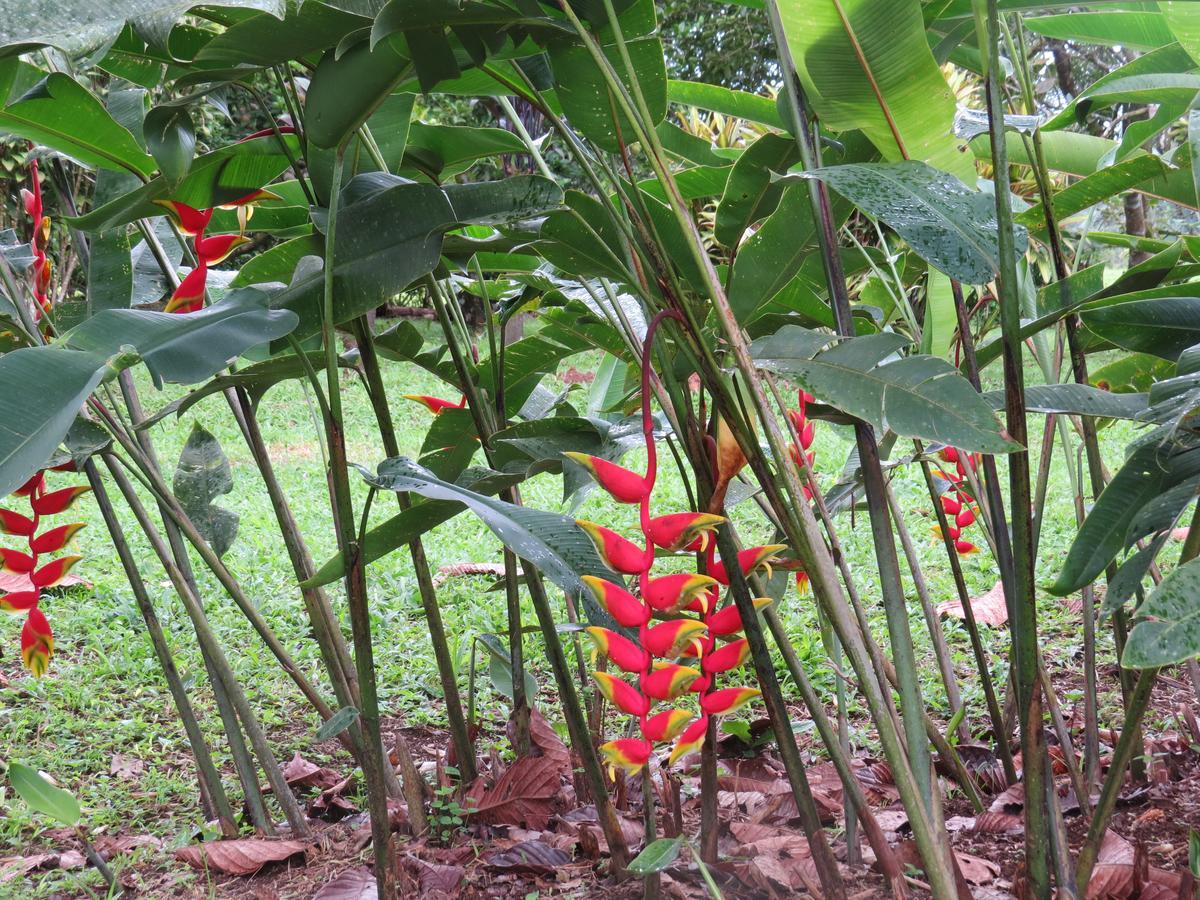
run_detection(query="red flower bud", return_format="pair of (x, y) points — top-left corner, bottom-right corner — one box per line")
(701, 686), (761, 716)
(31, 486), (91, 517)
(956, 508), (976, 528)
(585, 626), (649, 673)
(0, 590), (39, 613)
(940, 494), (961, 516)
(667, 715), (708, 765)
(164, 263), (208, 314)
(0, 548), (35, 574)
(562, 453), (648, 504)
(702, 638), (750, 674)
(581, 576), (649, 628)
(645, 512), (724, 552)
(402, 395), (465, 415)
(600, 738), (652, 775)
(32, 555), (81, 588)
(710, 545), (786, 586)
(153, 200), (213, 236)
(640, 619), (708, 659)
(706, 597), (772, 637)
(0, 509), (36, 536)
(639, 709), (693, 743)
(576, 521), (646, 575)
(592, 671), (650, 716)
(195, 233), (251, 266)
(640, 663), (700, 701)
(643, 572), (718, 614)
(21, 607), (53, 677)
(30, 523), (85, 555)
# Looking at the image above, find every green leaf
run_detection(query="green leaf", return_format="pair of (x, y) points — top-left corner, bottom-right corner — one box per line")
(196, 3), (367, 67)
(143, 103), (196, 183)
(792, 161), (1026, 286)
(1, 74), (155, 176)
(539, 190), (629, 283)
(67, 135), (298, 233)
(231, 234), (322, 289)
(714, 133), (799, 247)
(1082, 297), (1200, 362)
(923, 268), (955, 360)
(0, 348), (117, 497)
(1164, 2), (1200, 67)
(665, 79), (783, 129)
(627, 837), (682, 875)
(83, 170), (136, 319)
(777, 0), (971, 180)
(61, 286), (299, 386)
(1124, 557), (1200, 668)
(7, 763), (80, 826)
(484, 635), (539, 702)
(1102, 535), (1169, 620)
(751, 325), (1016, 453)
(173, 422), (238, 557)
(1023, 12), (1174, 51)
(361, 457), (619, 603)
(305, 39), (411, 150)
(316, 706), (360, 741)
(1017, 155), (1168, 231)
(1091, 353), (1176, 394)
(403, 122), (526, 179)
(990, 384), (1149, 420)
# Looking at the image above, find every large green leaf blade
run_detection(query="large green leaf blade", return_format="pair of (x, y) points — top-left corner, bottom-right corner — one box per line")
(7, 763), (81, 826)
(1082, 297), (1200, 362)
(751, 325), (1017, 453)
(1123, 557), (1200, 668)
(1, 74), (156, 176)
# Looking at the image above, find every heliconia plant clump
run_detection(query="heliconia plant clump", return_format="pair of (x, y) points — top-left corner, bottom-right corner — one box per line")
(0, 468), (90, 677)
(932, 446), (981, 556)
(569, 319), (772, 776)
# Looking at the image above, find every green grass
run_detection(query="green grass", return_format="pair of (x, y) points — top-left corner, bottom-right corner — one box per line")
(0, 326), (1151, 896)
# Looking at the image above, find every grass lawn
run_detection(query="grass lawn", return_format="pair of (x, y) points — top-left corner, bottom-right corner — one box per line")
(0, 324), (1151, 897)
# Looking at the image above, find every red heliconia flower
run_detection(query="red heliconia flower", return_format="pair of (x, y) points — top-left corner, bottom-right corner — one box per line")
(668, 715), (709, 765)
(403, 394), (466, 415)
(930, 446), (983, 557)
(563, 454), (648, 504)
(600, 738), (653, 776)
(2, 469), (90, 676)
(702, 638), (750, 674)
(645, 512), (724, 551)
(581, 576), (650, 628)
(709, 544), (785, 586)
(585, 626), (650, 673)
(21, 608), (53, 678)
(195, 233), (251, 266)
(706, 597), (772, 637)
(956, 507), (976, 528)
(592, 671), (651, 716)
(643, 572), (717, 614)
(940, 494), (961, 516)
(164, 263), (208, 314)
(640, 619), (708, 659)
(640, 708), (693, 743)
(701, 686), (761, 716)
(641, 663), (700, 701)
(576, 521), (647, 575)
(955, 540), (980, 555)
(154, 200), (214, 236)
(22, 161), (55, 322)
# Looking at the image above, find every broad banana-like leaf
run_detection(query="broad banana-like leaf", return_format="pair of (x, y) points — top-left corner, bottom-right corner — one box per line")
(776, 0), (971, 181)
(1023, 11), (1174, 51)
(751, 325), (1017, 453)
(1124, 557), (1200, 668)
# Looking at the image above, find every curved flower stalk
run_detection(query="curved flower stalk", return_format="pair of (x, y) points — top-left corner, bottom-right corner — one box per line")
(572, 314), (770, 777)
(931, 446), (980, 556)
(0, 467), (90, 676)
(20, 161), (53, 322)
(153, 191), (275, 313)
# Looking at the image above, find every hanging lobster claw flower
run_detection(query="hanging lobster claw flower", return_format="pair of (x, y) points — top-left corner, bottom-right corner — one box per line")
(0, 509), (36, 536)
(940, 494), (961, 516)
(938, 446), (960, 465)
(644, 572), (717, 614)
(592, 671), (650, 716)
(640, 708), (693, 743)
(645, 512), (724, 552)
(710, 545), (786, 585)
(585, 626), (649, 673)
(164, 263), (208, 314)
(667, 715), (708, 765)
(955, 540), (979, 555)
(677, 632), (713, 659)
(715, 415), (748, 483)
(0, 590), (39, 613)
(640, 619), (707, 659)
(701, 686), (761, 716)
(15, 473), (44, 497)
(600, 738), (652, 776)
(153, 200), (214, 236)
(562, 453), (648, 504)
(30, 523), (85, 555)
(707, 597), (771, 636)
(32, 555), (81, 588)
(683, 587), (718, 616)
(576, 521), (646, 575)
(21, 607), (53, 677)
(703, 638), (750, 674)
(581, 576), (649, 628)
(0, 548), (35, 574)
(931, 523), (959, 541)
(640, 663), (700, 701)
(31, 486), (91, 517)
(956, 507), (976, 528)
(195, 233), (251, 265)
(402, 394), (465, 415)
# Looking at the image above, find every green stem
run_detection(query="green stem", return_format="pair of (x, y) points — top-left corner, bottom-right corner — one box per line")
(321, 148), (392, 898)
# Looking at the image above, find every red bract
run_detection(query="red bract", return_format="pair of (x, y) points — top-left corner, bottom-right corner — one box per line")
(573, 312), (769, 778)
(22, 161), (53, 323)
(1, 470), (90, 677)
(932, 446), (982, 556)
(403, 394), (467, 415)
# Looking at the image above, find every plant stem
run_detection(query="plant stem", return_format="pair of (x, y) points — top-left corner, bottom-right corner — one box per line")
(320, 148), (392, 897)
(84, 460), (237, 837)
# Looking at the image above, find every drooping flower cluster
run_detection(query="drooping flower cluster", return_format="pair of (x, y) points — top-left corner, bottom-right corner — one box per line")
(785, 389), (820, 596)
(932, 446), (980, 556)
(153, 192), (273, 313)
(0, 469), (90, 676)
(20, 161), (53, 322)
(568, 414), (777, 774)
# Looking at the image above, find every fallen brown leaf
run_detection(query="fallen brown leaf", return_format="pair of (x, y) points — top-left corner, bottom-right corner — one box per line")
(174, 838), (307, 876)
(0, 854), (57, 882)
(282, 752), (342, 792)
(110, 754), (144, 780)
(955, 851), (999, 885)
(401, 853), (465, 896)
(485, 840), (571, 873)
(93, 834), (161, 859)
(527, 708), (570, 772)
(464, 755), (560, 829)
(313, 866), (376, 899)
(938, 579), (1008, 628)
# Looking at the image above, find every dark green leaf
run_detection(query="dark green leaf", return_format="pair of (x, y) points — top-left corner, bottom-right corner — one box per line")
(144, 103), (196, 182)
(1082, 297), (1200, 362)
(627, 837), (682, 875)
(196, 3), (368, 67)
(714, 132), (799, 247)
(173, 422), (238, 557)
(305, 39), (411, 150)
(989, 384), (1148, 420)
(1102, 535), (1169, 619)
(316, 706), (360, 741)
(1124, 557), (1200, 668)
